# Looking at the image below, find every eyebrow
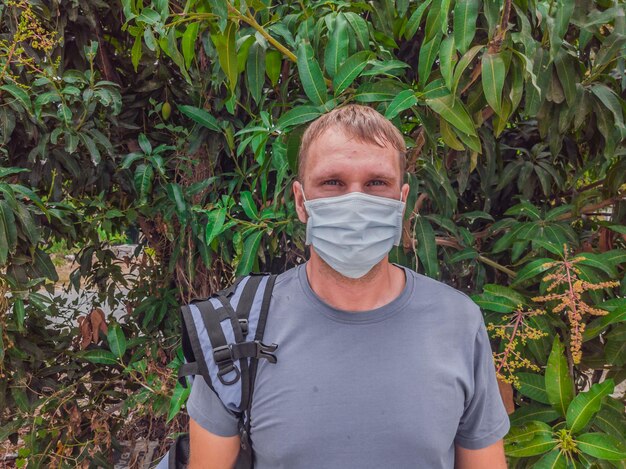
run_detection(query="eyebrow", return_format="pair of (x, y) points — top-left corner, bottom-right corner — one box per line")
(313, 172), (397, 181)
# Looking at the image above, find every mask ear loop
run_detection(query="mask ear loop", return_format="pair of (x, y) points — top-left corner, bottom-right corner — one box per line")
(301, 185), (308, 203)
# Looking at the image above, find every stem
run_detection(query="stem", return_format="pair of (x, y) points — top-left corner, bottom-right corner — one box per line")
(562, 256), (577, 380)
(555, 193), (625, 221)
(228, 5), (297, 63)
(496, 310), (523, 375)
(477, 254), (518, 278)
(0, 40), (17, 82)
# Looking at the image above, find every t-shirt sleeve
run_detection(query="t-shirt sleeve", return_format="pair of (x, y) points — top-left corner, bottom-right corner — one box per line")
(454, 320), (511, 449)
(186, 376), (240, 437)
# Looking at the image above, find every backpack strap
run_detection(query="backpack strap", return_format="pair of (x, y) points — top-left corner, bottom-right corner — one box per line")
(239, 273), (278, 461)
(176, 275), (247, 388)
(177, 274), (279, 411)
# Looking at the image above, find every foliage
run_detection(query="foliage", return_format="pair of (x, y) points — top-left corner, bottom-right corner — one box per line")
(0, 0), (625, 466)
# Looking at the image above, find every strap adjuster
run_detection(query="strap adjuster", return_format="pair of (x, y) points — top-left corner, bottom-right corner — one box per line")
(213, 345), (241, 385)
(239, 318), (249, 336)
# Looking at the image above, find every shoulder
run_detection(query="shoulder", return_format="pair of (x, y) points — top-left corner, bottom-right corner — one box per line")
(404, 268), (484, 334)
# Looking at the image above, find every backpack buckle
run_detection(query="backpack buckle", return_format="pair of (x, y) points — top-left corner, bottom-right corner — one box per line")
(255, 341), (278, 364)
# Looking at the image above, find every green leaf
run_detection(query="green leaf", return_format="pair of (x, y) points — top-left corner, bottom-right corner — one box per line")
(517, 373), (550, 404)
(533, 448), (567, 469)
(472, 292), (516, 313)
(591, 84), (626, 135)
(324, 13), (348, 79)
(79, 349), (118, 365)
(344, 12), (370, 49)
(0, 84), (32, 111)
(0, 167), (27, 178)
(384, 89), (417, 120)
(424, 0), (444, 43)
(178, 105), (220, 132)
(482, 51), (506, 117)
(166, 183), (187, 224)
(131, 35), (142, 72)
(593, 405), (626, 441)
(426, 93), (477, 137)
(452, 44), (484, 94)
(11, 387), (29, 413)
(405, 0), (432, 39)
(33, 91), (61, 118)
(576, 433), (626, 460)
(206, 207), (227, 245)
(566, 380), (614, 434)
(182, 22), (200, 70)
(333, 51), (372, 96)
(599, 249), (626, 267)
(236, 230), (263, 276)
(134, 164), (154, 203)
(573, 252), (618, 278)
(265, 50), (281, 87)
(277, 106), (322, 130)
(414, 216), (439, 278)
(453, 0), (480, 54)
(512, 258), (554, 285)
(107, 324), (127, 358)
(33, 249), (58, 282)
(0, 200), (16, 264)
(418, 32), (442, 86)
(207, 0), (227, 31)
(247, 42), (266, 105)
(80, 133), (101, 165)
(439, 36), (456, 90)
(510, 403), (560, 425)
(212, 21), (238, 93)
(15, 204), (39, 246)
(167, 381), (190, 422)
(483, 284), (527, 307)
(240, 191), (259, 220)
(297, 42), (328, 106)
(505, 421), (556, 457)
(554, 50), (578, 107)
(545, 336), (574, 417)
(505, 201), (541, 220)
(583, 305), (626, 341)
(354, 80), (407, 103)
(506, 421), (553, 445)
(594, 31), (626, 69)
(137, 8), (160, 24)
(14, 298), (25, 332)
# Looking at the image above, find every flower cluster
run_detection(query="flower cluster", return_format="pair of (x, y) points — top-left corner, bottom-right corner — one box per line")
(487, 307), (548, 386)
(533, 246), (618, 364)
(0, 1), (61, 84)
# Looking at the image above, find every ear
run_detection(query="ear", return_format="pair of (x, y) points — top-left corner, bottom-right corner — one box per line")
(293, 180), (308, 223)
(400, 182), (410, 215)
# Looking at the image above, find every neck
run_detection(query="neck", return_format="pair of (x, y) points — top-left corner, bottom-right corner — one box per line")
(305, 251), (406, 311)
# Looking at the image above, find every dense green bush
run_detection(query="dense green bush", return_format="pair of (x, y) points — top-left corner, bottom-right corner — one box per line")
(0, 0), (625, 466)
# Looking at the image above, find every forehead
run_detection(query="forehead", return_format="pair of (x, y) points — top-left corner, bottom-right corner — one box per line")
(304, 127), (401, 180)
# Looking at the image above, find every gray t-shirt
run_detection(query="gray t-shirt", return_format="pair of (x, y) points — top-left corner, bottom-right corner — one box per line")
(187, 263), (510, 468)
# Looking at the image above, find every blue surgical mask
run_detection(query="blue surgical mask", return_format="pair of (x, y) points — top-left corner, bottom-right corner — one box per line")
(302, 189), (405, 278)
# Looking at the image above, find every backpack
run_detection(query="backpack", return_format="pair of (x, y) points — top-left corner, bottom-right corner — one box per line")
(155, 273), (279, 469)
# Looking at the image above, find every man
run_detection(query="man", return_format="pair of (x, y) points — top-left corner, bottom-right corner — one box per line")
(186, 105), (510, 468)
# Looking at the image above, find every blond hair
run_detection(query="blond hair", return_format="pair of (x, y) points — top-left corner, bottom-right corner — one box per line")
(297, 104), (406, 181)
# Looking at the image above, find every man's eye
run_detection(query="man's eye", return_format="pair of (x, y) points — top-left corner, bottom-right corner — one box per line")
(369, 180), (386, 186)
(323, 180), (341, 186)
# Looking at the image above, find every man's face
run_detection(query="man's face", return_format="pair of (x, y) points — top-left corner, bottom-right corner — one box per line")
(293, 127), (410, 223)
